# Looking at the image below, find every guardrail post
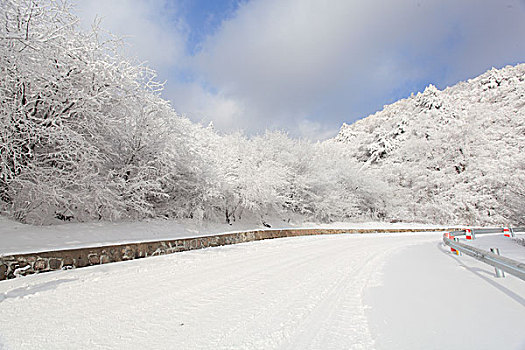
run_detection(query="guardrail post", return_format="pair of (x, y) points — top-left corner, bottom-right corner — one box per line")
(489, 248), (505, 278)
(465, 228), (475, 240)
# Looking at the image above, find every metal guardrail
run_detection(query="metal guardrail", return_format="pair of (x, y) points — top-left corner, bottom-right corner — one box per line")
(442, 227), (525, 281)
(458, 227), (525, 236)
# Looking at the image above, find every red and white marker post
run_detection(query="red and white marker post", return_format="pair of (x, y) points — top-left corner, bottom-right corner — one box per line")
(503, 227), (511, 238)
(465, 228), (475, 240)
(444, 232), (461, 255)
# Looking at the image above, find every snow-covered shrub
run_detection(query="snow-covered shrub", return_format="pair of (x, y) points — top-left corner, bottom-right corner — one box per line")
(416, 84), (443, 110)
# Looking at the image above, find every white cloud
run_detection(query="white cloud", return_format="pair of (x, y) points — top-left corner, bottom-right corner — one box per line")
(192, 0), (525, 138)
(296, 120), (340, 141)
(73, 0), (525, 140)
(166, 82), (246, 131)
(74, 0), (187, 73)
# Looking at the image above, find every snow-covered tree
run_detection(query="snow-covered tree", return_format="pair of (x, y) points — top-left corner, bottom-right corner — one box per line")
(0, 0), (174, 223)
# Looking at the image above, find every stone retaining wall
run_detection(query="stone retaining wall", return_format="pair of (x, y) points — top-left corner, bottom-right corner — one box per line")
(0, 228), (453, 280)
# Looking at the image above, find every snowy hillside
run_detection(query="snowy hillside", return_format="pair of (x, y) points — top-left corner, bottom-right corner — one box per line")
(334, 64), (525, 225)
(1, 1), (523, 228)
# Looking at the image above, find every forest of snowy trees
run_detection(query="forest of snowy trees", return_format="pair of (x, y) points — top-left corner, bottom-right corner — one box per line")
(335, 65), (525, 225)
(0, 0), (387, 225)
(1, 0), (523, 226)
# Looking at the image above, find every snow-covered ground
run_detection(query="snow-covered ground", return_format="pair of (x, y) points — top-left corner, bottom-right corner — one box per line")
(365, 234), (525, 349)
(0, 232), (523, 349)
(0, 216), (450, 255)
(456, 233), (525, 263)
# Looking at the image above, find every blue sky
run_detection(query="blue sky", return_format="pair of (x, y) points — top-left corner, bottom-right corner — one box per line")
(178, 0), (243, 54)
(75, 0), (525, 140)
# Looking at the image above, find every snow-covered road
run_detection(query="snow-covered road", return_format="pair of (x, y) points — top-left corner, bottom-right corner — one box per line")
(0, 233), (524, 349)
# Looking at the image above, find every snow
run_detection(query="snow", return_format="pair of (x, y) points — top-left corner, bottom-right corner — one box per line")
(0, 215), (450, 256)
(1, 232), (523, 349)
(456, 233), (525, 264)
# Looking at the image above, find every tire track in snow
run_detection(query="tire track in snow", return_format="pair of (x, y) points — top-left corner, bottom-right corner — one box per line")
(282, 244), (402, 350)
